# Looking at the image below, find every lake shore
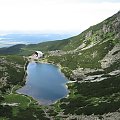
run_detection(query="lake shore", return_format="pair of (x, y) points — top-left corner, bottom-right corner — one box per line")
(16, 57), (71, 106)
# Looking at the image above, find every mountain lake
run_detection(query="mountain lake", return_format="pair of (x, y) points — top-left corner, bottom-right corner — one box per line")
(17, 62), (69, 105)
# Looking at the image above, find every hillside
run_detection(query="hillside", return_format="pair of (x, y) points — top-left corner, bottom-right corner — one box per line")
(45, 11), (120, 76)
(0, 11), (120, 119)
(43, 11), (120, 118)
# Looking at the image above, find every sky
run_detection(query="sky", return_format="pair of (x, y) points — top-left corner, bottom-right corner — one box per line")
(0, 0), (120, 34)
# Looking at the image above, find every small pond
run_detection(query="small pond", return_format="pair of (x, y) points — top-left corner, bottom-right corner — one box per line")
(17, 62), (69, 105)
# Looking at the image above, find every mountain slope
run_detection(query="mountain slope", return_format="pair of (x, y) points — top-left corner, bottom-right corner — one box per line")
(45, 11), (120, 76)
(41, 11), (120, 118)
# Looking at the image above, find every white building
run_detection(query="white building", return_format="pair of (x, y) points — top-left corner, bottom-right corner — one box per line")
(34, 51), (44, 58)
(29, 51), (44, 59)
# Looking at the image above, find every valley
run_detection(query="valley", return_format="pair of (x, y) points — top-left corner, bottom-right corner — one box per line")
(0, 11), (120, 120)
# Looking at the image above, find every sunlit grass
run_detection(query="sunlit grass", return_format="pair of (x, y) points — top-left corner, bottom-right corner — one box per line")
(3, 94), (30, 109)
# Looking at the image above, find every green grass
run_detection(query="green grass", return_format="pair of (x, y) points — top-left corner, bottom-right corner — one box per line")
(3, 94), (30, 109)
(5, 55), (26, 65)
(0, 117), (9, 120)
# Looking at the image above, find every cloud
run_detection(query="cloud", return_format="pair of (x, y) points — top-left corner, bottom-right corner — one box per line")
(0, 0), (119, 33)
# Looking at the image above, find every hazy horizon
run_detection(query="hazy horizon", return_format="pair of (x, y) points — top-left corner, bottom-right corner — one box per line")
(0, 33), (77, 48)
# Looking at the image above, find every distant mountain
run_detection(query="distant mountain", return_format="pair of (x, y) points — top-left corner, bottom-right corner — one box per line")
(0, 33), (73, 48)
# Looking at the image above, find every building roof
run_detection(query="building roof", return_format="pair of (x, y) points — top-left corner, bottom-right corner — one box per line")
(35, 51), (43, 54)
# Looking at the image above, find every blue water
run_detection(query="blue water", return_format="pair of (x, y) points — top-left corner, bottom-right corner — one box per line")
(17, 62), (69, 105)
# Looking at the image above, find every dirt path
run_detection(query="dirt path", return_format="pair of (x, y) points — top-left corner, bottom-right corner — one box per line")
(10, 86), (16, 94)
(43, 108), (54, 120)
